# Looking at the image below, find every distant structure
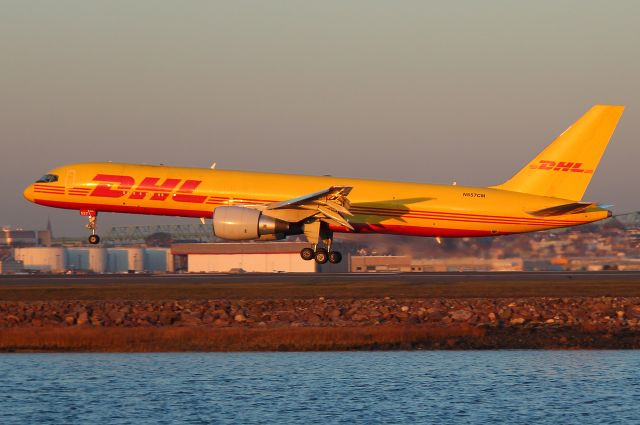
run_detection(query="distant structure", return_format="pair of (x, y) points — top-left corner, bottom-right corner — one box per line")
(46, 217), (53, 235)
(0, 228), (51, 246)
(614, 212), (640, 248)
(615, 212), (640, 228)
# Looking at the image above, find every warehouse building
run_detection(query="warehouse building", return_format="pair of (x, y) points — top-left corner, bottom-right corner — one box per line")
(172, 242), (322, 273)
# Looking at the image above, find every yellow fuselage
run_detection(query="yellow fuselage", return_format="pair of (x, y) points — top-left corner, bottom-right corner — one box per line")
(23, 162), (610, 237)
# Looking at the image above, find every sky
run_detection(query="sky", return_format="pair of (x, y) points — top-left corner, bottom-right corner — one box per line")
(1, 1), (639, 235)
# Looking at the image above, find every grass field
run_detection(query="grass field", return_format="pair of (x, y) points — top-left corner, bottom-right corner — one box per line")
(1, 325), (639, 352)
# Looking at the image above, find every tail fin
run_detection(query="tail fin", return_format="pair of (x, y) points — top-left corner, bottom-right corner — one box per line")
(493, 105), (624, 200)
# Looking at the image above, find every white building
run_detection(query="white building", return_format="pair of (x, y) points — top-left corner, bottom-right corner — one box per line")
(172, 242), (318, 273)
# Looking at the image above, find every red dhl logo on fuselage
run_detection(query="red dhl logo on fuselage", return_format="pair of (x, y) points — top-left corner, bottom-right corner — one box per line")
(90, 174), (207, 203)
(529, 160), (593, 173)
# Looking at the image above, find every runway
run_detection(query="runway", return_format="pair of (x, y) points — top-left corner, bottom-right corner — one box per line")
(2, 271), (640, 301)
(2, 270), (640, 284)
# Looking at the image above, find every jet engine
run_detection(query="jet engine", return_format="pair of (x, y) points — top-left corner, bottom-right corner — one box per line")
(212, 206), (290, 240)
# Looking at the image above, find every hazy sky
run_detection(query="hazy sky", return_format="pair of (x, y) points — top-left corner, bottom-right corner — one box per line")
(1, 1), (639, 235)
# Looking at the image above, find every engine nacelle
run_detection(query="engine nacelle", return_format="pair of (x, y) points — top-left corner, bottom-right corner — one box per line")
(212, 206), (290, 240)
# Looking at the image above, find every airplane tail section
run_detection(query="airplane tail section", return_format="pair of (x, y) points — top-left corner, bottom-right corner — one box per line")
(493, 105), (624, 200)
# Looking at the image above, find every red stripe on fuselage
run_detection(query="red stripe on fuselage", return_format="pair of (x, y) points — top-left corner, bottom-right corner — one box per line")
(350, 206), (584, 225)
(34, 199), (214, 219)
(351, 209), (583, 227)
(34, 189), (65, 194)
(328, 223), (509, 237)
(34, 184), (64, 189)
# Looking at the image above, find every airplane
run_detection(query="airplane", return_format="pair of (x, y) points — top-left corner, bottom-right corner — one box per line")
(23, 104), (624, 264)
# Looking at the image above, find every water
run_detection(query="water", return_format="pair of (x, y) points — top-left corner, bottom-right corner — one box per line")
(1, 351), (639, 424)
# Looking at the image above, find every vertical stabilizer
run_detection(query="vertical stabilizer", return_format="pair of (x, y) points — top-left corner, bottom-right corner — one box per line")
(493, 105), (624, 200)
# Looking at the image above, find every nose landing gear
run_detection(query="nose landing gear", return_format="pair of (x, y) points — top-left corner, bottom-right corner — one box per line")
(81, 210), (101, 245)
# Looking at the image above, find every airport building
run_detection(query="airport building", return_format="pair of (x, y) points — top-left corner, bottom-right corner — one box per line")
(171, 242), (321, 273)
(351, 256), (523, 272)
(350, 256), (413, 273)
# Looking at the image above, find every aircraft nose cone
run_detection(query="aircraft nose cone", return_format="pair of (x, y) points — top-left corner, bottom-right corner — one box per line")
(23, 184), (35, 202)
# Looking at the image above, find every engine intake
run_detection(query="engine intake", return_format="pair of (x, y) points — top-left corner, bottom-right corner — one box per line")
(212, 206), (290, 240)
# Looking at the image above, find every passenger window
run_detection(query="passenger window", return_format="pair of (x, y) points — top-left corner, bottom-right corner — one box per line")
(36, 174), (59, 183)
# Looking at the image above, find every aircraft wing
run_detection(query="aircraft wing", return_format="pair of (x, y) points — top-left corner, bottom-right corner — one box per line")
(265, 186), (354, 229)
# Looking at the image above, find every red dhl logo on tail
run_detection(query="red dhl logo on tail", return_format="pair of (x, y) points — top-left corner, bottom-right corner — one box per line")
(528, 161), (593, 174)
(90, 174), (207, 203)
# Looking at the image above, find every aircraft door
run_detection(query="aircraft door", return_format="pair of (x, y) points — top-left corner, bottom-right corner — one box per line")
(65, 169), (76, 189)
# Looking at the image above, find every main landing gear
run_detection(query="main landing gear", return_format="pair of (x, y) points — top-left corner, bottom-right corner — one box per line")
(299, 222), (342, 264)
(82, 210), (101, 245)
(300, 246), (342, 264)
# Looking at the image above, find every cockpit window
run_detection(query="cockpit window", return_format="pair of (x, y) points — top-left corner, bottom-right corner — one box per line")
(36, 174), (59, 183)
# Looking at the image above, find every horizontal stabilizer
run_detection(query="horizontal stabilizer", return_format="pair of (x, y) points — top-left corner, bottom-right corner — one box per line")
(529, 202), (595, 217)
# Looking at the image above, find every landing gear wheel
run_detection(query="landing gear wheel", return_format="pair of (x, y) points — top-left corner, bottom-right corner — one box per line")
(84, 211), (100, 245)
(328, 251), (342, 264)
(300, 247), (315, 261)
(314, 248), (328, 264)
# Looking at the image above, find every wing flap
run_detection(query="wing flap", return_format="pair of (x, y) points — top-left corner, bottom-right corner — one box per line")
(317, 206), (354, 230)
(265, 186), (354, 228)
(267, 186), (352, 210)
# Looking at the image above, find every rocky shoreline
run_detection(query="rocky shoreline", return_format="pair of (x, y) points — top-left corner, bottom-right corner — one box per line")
(4, 297), (640, 329)
(2, 297), (640, 350)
